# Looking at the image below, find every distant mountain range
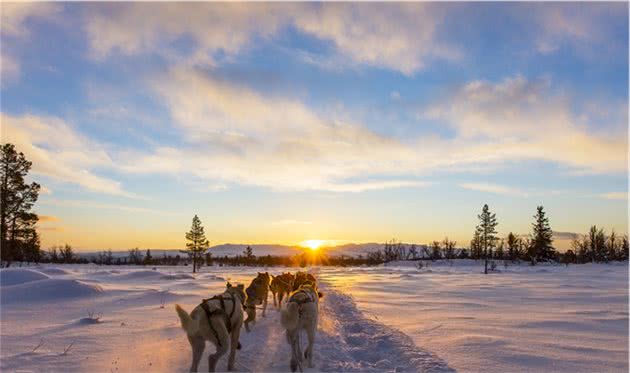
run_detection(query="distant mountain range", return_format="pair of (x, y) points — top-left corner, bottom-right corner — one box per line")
(78, 242), (428, 258)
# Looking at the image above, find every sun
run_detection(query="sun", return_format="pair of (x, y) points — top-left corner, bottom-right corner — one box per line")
(302, 239), (325, 251)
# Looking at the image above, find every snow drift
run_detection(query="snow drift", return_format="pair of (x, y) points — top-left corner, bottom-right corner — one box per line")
(1, 268), (50, 286)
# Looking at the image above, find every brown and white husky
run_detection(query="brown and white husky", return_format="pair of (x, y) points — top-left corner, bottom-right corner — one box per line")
(244, 272), (271, 332)
(281, 282), (323, 372)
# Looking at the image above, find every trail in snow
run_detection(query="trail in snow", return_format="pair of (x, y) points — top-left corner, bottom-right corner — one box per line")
(214, 283), (452, 372)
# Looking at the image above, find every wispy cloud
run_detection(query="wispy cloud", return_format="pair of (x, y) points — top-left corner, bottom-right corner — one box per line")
(40, 199), (179, 215)
(117, 68), (432, 192)
(598, 192), (627, 200)
(38, 215), (59, 223)
(459, 182), (529, 197)
(1, 2), (61, 85)
(1, 113), (137, 197)
(84, 3), (457, 75)
(423, 75), (627, 174)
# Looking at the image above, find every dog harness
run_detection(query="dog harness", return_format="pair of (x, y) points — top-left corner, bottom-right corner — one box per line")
(200, 294), (240, 347)
(289, 290), (315, 316)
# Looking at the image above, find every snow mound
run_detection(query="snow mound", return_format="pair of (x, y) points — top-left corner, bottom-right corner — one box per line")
(160, 273), (194, 280)
(2, 278), (103, 304)
(0, 269), (50, 286)
(115, 270), (162, 280)
(36, 267), (72, 276)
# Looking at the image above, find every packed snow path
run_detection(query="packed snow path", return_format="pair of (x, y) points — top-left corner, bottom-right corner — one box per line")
(221, 284), (452, 372)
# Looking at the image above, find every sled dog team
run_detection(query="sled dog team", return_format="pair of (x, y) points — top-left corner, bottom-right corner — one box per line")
(175, 271), (323, 372)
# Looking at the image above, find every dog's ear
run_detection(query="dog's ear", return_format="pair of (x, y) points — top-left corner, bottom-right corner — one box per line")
(318, 292), (324, 298)
(227, 282), (232, 288)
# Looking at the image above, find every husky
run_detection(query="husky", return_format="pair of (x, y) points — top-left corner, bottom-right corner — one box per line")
(244, 272), (271, 332)
(175, 282), (247, 372)
(281, 283), (324, 372)
(291, 271), (317, 292)
(270, 272), (295, 308)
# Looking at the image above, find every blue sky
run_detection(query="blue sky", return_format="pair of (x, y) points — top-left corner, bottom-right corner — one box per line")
(1, 2), (627, 250)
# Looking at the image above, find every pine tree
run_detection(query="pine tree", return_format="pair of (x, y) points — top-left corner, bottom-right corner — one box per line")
(182, 215), (209, 273)
(1, 144), (40, 267)
(430, 241), (442, 260)
(496, 239), (505, 260)
(506, 232), (520, 261)
(476, 204), (498, 274)
(59, 244), (75, 263)
(621, 235), (629, 261)
(47, 246), (59, 263)
(22, 229), (41, 264)
(531, 206), (554, 262)
(144, 249), (153, 265)
(470, 230), (482, 259)
(606, 230), (620, 261)
(442, 237), (456, 260)
(243, 245), (254, 259)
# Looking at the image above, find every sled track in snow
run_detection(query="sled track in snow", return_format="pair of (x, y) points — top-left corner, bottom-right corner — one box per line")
(221, 283), (453, 372)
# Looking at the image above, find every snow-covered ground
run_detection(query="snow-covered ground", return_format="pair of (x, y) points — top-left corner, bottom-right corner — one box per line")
(0, 262), (627, 372)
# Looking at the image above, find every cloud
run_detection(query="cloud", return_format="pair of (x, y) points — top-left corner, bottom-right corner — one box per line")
(114, 69), (626, 193)
(527, 3), (626, 55)
(423, 75), (627, 174)
(83, 3), (457, 75)
(0, 54), (20, 85)
(599, 192), (627, 201)
(0, 113), (134, 197)
(40, 199), (178, 215)
(84, 3), (292, 64)
(117, 68), (432, 192)
(552, 231), (579, 241)
(38, 215), (59, 223)
(292, 3), (459, 75)
(459, 183), (529, 197)
(1, 2), (60, 38)
(1, 2), (60, 85)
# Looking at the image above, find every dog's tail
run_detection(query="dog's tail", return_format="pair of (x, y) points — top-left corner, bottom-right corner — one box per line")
(175, 304), (198, 335)
(281, 301), (299, 331)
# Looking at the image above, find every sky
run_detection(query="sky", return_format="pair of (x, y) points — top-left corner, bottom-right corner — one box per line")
(1, 2), (628, 251)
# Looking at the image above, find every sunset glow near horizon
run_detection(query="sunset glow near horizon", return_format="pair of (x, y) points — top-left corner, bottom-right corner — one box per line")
(1, 3), (627, 251)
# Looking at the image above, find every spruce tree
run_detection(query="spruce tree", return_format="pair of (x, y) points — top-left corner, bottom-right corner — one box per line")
(531, 206), (554, 262)
(182, 215), (209, 273)
(470, 230), (482, 259)
(476, 204), (498, 274)
(1, 144), (40, 267)
(243, 245), (254, 259)
(144, 249), (153, 265)
(506, 232), (520, 261)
